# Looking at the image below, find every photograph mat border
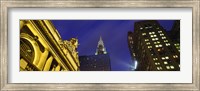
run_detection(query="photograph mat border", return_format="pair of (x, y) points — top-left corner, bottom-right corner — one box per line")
(9, 8), (191, 83)
(1, 0), (200, 91)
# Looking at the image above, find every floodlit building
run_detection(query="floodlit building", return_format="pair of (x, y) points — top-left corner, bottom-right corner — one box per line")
(128, 20), (180, 71)
(79, 37), (111, 71)
(20, 20), (80, 71)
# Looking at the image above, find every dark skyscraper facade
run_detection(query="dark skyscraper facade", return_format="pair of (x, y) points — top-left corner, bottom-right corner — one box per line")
(128, 20), (180, 71)
(127, 32), (137, 70)
(79, 54), (111, 71)
(170, 20), (180, 52)
(79, 37), (111, 71)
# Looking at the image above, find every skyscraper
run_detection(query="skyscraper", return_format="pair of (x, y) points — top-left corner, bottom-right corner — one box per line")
(128, 20), (180, 71)
(95, 36), (107, 55)
(79, 37), (111, 71)
(127, 32), (137, 70)
(170, 20), (180, 52)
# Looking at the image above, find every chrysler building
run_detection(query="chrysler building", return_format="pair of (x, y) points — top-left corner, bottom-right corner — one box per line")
(95, 36), (107, 55)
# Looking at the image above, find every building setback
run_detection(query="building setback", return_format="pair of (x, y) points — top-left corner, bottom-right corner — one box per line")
(20, 20), (80, 71)
(128, 20), (180, 71)
(79, 37), (111, 71)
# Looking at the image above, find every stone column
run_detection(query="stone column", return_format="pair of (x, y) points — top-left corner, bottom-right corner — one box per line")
(43, 56), (53, 71)
(37, 49), (49, 70)
(55, 65), (61, 71)
(20, 20), (25, 29)
(51, 65), (56, 71)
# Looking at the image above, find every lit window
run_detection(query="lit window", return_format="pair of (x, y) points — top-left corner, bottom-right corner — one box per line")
(142, 33), (146, 35)
(156, 66), (162, 70)
(157, 48), (161, 51)
(173, 55), (178, 58)
(148, 46), (152, 48)
(145, 39), (149, 41)
(161, 57), (165, 60)
(146, 42), (150, 45)
(152, 38), (155, 41)
(155, 44), (162, 48)
(164, 61), (168, 64)
(160, 33), (164, 36)
(164, 40), (168, 42)
(153, 58), (158, 61)
(133, 53), (136, 56)
(166, 43), (170, 46)
(155, 63), (160, 65)
(149, 32), (152, 34)
(157, 67), (160, 70)
(152, 32), (155, 34)
(166, 66), (170, 69)
(151, 34), (157, 37)
(170, 66), (174, 69)
(154, 42), (157, 44)
(157, 41), (160, 44)
(155, 45), (159, 48)
(162, 37), (166, 39)
(155, 38), (158, 40)
(160, 67), (162, 70)
(165, 56), (169, 59)
(158, 31), (162, 33)
(140, 27), (143, 30)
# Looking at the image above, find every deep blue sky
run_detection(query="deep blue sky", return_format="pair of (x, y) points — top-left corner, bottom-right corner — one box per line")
(51, 20), (175, 71)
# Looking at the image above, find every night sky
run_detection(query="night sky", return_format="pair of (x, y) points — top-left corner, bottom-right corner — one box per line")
(51, 20), (175, 71)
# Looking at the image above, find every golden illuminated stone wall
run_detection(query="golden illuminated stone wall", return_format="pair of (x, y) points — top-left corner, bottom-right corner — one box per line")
(20, 20), (80, 71)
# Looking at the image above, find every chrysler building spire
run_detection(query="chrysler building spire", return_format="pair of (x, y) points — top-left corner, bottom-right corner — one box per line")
(95, 36), (107, 55)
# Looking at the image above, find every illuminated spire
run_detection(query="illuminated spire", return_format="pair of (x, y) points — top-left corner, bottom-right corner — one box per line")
(98, 36), (104, 47)
(95, 36), (107, 55)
